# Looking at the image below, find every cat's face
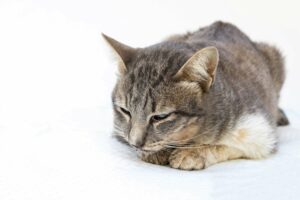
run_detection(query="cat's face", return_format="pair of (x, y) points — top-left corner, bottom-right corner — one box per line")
(103, 34), (218, 153)
(112, 73), (204, 153)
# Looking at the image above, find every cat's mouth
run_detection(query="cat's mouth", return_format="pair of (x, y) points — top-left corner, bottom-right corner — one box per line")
(135, 148), (160, 156)
(132, 145), (164, 155)
(137, 149), (157, 153)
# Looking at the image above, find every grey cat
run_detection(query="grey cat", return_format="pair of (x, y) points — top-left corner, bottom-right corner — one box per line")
(103, 21), (289, 170)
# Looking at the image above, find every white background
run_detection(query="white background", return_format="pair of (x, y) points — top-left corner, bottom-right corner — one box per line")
(0, 0), (300, 199)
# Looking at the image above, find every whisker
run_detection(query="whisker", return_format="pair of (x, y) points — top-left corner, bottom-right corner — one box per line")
(164, 134), (204, 144)
(112, 129), (125, 136)
(164, 144), (209, 149)
(113, 125), (123, 131)
(147, 138), (192, 148)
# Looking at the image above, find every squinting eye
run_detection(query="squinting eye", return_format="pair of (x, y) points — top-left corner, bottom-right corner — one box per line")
(120, 107), (131, 117)
(151, 113), (171, 122)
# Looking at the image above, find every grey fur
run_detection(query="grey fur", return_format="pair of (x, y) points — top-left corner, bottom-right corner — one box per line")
(104, 21), (289, 166)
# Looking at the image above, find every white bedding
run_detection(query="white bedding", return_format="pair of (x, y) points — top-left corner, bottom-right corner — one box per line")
(1, 1), (300, 199)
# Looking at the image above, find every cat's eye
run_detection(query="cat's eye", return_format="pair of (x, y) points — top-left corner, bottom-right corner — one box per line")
(119, 107), (131, 117)
(151, 113), (171, 122)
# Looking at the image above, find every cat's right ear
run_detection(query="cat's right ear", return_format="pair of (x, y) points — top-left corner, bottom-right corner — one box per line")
(102, 33), (137, 75)
(173, 46), (219, 92)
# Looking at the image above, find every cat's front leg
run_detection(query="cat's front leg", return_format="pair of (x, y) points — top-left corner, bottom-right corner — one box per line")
(169, 148), (206, 170)
(138, 150), (173, 166)
(169, 145), (244, 170)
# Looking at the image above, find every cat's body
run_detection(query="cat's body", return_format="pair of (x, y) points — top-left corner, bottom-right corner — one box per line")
(104, 21), (289, 170)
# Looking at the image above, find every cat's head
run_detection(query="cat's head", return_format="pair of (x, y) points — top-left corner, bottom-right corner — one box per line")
(103, 34), (219, 153)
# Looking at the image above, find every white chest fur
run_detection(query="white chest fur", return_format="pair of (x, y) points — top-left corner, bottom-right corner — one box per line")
(218, 113), (277, 159)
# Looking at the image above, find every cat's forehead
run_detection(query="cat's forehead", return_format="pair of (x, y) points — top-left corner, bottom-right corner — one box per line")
(135, 44), (190, 66)
(114, 43), (198, 113)
(125, 45), (191, 84)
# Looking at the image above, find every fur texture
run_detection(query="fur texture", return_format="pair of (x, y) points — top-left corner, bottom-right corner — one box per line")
(103, 21), (289, 170)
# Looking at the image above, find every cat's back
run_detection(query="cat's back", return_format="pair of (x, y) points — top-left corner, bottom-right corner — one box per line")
(165, 21), (279, 121)
(169, 21), (263, 70)
(187, 21), (253, 47)
(187, 21), (274, 92)
(185, 22), (279, 122)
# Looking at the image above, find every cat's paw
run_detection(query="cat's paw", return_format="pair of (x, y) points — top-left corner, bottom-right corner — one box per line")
(169, 149), (205, 170)
(139, 150), (171, 165)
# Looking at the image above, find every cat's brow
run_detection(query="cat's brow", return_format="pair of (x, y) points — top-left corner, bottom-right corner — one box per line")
(175, 110), (205, 117)
(148, 88), (156, 112)
(142, 92), (149, 109)
(149, 108), (176, 118)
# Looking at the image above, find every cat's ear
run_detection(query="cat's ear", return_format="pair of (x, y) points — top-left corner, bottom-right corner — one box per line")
(174, 46), (219, 92)
(102, 33), (137, 74)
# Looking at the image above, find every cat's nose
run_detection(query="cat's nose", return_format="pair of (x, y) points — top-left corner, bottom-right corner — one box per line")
(129, 137), (145, 148)
(129, 122), (146, 148)
(131, 142), (144, 149)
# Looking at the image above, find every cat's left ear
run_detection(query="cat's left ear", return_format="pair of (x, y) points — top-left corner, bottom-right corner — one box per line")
(102, 33), (137, 75)
(174, 46), (219, 92)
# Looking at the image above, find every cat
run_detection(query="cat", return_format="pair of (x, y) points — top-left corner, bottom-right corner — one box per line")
(103, 21), (289, 170)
